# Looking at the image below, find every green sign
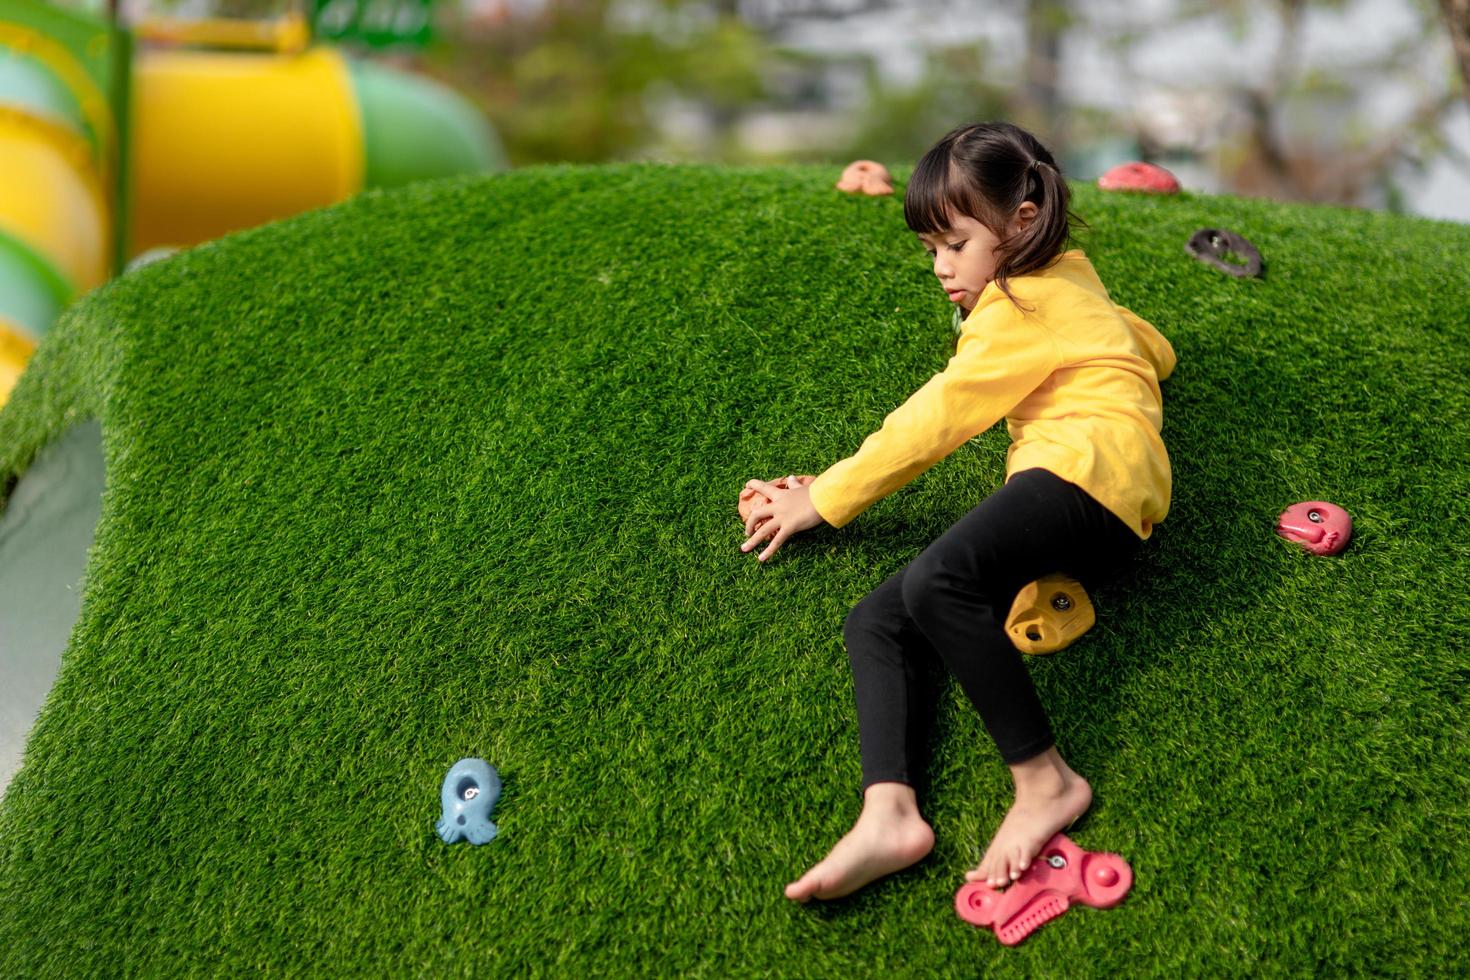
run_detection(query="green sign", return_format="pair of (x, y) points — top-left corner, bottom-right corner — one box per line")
(310, 0), (433, 49)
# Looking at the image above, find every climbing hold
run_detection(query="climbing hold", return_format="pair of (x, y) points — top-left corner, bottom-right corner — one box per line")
(1185, 228), (1263, 278)
(955, 833), (1134, 946)
(738, 474), (816, 534)
(1276, 501), (1353, 555)
(836, 160), (894, 196)
(1097, 161), (1180, 194)
(1006, 574), (1095, 655)
(437, 758), (502, 845)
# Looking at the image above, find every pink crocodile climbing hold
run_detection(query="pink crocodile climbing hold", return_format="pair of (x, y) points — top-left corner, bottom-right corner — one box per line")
(1276, 501), (1353, 556)
(1097, 161), (1180, 194)
(954, 833), (1133, 946)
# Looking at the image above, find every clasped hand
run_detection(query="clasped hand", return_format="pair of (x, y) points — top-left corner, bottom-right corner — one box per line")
(740, 477), (825, 562)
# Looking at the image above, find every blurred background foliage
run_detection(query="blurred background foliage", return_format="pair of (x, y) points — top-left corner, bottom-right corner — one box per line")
(103, 0), (1470, 214)
(424, 0), (1468, 215)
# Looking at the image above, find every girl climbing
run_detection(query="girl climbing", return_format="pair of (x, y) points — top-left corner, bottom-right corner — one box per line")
(739, 121), (1176, 902)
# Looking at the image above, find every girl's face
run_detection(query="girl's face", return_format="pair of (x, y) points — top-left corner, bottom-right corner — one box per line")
(916, 204), (1037, 314)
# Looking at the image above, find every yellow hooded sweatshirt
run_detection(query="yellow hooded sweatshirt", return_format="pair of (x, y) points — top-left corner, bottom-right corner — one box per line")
(808, 250), (1176, 540)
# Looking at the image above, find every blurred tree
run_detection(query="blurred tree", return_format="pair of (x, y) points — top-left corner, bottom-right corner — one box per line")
(423, 0), (777, 164)
(1444, 0), (1470, 94)
(1126, 0), (1462, 206)
(835, 43), (1010, 164)
(411, 0), (1464, 209)
(1015, 0), (1071, 152)
(822, 0), (1075, 161)
(420, 1), (1047, 166)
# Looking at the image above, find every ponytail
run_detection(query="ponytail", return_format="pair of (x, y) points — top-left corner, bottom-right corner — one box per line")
(991, 158), (1079, 308)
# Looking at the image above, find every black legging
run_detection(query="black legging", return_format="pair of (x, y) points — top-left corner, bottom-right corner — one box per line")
(843, 467), (1141, 790)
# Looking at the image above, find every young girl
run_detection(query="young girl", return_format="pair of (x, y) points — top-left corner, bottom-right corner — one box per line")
(740, 122), (1175, 902)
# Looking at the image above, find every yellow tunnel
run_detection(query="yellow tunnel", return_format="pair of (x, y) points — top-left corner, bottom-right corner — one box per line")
(127, 46), (364, 257)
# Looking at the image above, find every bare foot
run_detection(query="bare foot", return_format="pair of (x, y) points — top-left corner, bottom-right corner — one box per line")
(966, 747), (1092, 889)
(785, 783), (935, 902)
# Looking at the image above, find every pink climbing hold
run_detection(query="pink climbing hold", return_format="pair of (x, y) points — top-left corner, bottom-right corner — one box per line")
(836, 160), (894, 196)
(1276, 501), (1353, 556)
(1097, 161), (1180, 194)
(954, 833), (1133, 947)
(738, 474), (816, 533)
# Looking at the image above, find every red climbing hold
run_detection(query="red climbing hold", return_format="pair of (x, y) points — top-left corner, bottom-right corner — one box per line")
(955, 833), (1134, 946)
(1097, 162), (1180, 194)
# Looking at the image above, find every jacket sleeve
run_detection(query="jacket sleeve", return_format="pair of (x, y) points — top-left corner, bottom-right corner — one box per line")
(1117, 305), (1176, 382)
(808, 308), (1061, 529)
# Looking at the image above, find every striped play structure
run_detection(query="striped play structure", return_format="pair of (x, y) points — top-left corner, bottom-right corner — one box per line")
(1, 0), (503, 405)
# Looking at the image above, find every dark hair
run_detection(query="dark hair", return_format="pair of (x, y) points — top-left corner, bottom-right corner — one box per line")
(904, 121), (1083, 307)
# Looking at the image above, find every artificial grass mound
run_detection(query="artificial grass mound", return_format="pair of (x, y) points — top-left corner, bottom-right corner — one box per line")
(1, 162), (1468, 975)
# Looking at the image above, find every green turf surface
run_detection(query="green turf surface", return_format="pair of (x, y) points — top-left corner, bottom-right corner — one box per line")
(1, 163), (1467, 975)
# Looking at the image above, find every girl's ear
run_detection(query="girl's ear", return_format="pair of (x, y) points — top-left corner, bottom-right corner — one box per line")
(1010, 201), (1040, 237)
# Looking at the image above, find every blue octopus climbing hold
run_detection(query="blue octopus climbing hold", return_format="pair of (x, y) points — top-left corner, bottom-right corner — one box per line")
(437, 758), (502, 845)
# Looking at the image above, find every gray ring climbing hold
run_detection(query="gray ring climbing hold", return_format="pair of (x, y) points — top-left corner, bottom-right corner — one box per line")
(1186, 228), (1263, 278)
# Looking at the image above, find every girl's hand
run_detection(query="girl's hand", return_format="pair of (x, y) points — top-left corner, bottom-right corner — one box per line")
(740, 476), (825, 562)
